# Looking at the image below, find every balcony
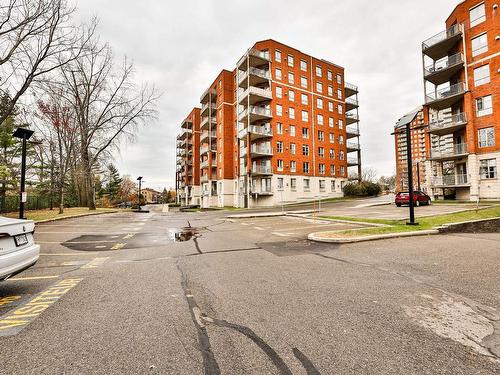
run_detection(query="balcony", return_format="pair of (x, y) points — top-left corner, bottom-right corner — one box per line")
(178, 128), (192, 140)
(345, 97), (359, 111)
(238, 67), (271, 88)
(250, 144), (273, 158)
(201, 101), (217, 116)
(345, 126), (360, 139)
(200, 175), (209, 183)
(431, 174), (470, 188)
(181, 119), (193, 129)
(422, 24), (463, 60)
(424, 52), (465, 86)
(344, 82), (358, 98)
(427, 112), (467, 136)
(238, 124), (273, 140)
(345, 112), (359, 125)
(238, 86), (273, 105)
(425, 82), (466, 111)
(250, 187), (273, 196)
(251, 165), (273, 175)
(200, 159), (217, 169)
(346, 142), (360, 152)
(237, 48), (270, 70)
(429, 143), (468, 161)
(347, 157), (359, 166)
(200, 116), (217, 130)
(200, 145), (217, 156)
(200, 88), (217, 104)
(238, 105), (272, 123)
(200, 130), (217, 143)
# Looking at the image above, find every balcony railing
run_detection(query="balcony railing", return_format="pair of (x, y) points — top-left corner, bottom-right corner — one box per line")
(238, 105), (272, 120)
(248, 48), (270, 61)
(238, 67), (271, 85)
(347, 142), (360, 150)
(346, 127), (360, 136)
(200, 145), (217, 154)
(239, 124), (273, 139)
(241, 86), (273, 100)
(422, 24), (462, 51)
(201, 101), (216, 114)
(347, 157), (359, 165)
(200, 130), (217, 141)
(430, 143), (468, 159)
(428, 112), (467, 133)
(425, 82), (466, 104)
(424, 52), (464, 76)
(250, 145), (273, 156)
(345, 97), (359, 107)
(200, 159), (217, 169)
(431, 174), (469, 187)
(200, 116), (217, 128)
(252, 165), (272, 175)
(346, 113), (359, 122)
(250, 187), (273, 195)
(345, 82), (358, 92)
(200, 175), (209, 183)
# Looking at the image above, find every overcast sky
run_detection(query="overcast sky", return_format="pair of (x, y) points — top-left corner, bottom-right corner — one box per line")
(75, 0), (459, 191)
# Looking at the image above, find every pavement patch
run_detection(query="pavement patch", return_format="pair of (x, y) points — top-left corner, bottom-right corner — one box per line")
(0, 278), (83, 337)
(81, 257), (109, 269)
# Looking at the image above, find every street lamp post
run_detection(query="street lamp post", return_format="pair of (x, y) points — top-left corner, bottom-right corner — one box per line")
(13, 128), (34, 220)
(137, 176), (143, 207)
(405, 123), (417, 226)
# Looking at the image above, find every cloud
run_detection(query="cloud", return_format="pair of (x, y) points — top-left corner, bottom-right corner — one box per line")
(75, 0), (458, 190)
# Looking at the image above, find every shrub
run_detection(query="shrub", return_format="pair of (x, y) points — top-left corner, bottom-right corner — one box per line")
(343, 181), (381, 197)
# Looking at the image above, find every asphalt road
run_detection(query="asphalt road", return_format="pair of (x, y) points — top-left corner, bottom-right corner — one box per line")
(0, 209), (499, 374)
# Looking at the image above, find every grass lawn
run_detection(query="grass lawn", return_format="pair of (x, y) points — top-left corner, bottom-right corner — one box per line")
(320, 205), (500, 238)
(3, 207), (117, 222)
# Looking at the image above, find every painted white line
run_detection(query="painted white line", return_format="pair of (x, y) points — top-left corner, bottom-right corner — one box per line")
(9, 275), (59, 281)
(254, 227), (264, 231)
(40, 253), (98, 256)
(271, 232), (289, 237)
(241, 223), (249, 226)
(95, 245), (107, 249)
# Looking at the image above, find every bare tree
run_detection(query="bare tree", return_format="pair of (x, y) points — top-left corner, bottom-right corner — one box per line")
(59, 37), (159, 209)
(361, 167), (378, 183)
(0, 0), (94, 123)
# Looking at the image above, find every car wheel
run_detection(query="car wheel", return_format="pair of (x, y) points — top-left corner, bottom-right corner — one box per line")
(396, 203), (401, 207)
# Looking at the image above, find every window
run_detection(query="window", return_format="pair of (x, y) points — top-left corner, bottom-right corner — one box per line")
(317, 114), (324, 125)
(340, 166), (345, 176)
(470, 3), (486, 27)
(339, 135), (344, 145)
(289, 107), (295, 119)
(287, 54), (294, 67)
(329, 149), (335, 159)
(338, 119), (343, 129)
(327, 70), (333, 80)
(331, 179), (336, 191)
(316, 98), (323, 109)
(337, 89), (342, 99)
(472, 33), (488, 57)
(303, 163), (310, 174)
(328, 101), (334, 112)
(301, 93), (308, 105)
(317, 131), (324, 142)
(277, 160), (284, 172)
(277, 177), (284, 189)
(316, 82), (323, 93)
(290, 161), (297, 172)
(474, 65), (490, 86)
(476, 95), (493, 116)
(329, 133), (334, 143)
(275, 68), (282, 80)
(276, 86), (282, 98)
(301, 76), (308, 88)
(276, 104), (283, 116)
(327, 86), (333, 96)
(289, 90), (295, 102)
(277, 141), (283, 153)
(319, 178), (325, 189)
(329, 117), (334, 128)
(316, 65), (322, 77)
(302, 110), (309, 122)
(290, 143), (296, 155)
(480, 159), (496, 179)
(276, 122), (283, 135)
(330, 165), (336, 175)
(291, 178), (297, 190)
(275, 50), (281, 62)
(318, 147), (325, 157)
(337, 74), (342, 84)
(288, 72), (295, 84)
(303, 177), (310, 189)
(302, 144), (310, 155)
(338, 104), (343, 114)
(300, 60), (307, 71)
(290, 125), (296, 136)
(478, 127), (495, 147)
(340, 151), (345, 160)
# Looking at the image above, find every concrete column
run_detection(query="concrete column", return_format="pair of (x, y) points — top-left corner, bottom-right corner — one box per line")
(468, 154), (479, 201)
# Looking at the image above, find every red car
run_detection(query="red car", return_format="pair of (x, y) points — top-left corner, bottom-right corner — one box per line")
(395, 191), (431, 207)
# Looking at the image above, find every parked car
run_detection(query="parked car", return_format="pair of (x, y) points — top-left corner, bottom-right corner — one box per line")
(0, 216), (40, 281)
(395, 191), (431, 207)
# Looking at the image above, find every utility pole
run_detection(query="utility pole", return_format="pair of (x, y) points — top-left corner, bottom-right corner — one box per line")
(13, 128), (34, 220)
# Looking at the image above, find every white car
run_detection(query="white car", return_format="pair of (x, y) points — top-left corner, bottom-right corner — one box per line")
(0, 216), (40, 281)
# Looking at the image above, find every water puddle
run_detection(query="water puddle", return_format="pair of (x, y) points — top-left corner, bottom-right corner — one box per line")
(168, 228), (201, 242)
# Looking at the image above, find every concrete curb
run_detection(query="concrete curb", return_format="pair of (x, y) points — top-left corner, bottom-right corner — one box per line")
(308, 229), (439, 244)
(35, 210), (118, 224)
(227, 209), (318, 219)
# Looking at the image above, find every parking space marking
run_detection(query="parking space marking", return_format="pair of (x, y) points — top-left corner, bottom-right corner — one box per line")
(111, 243), (126, 250)
(8, 275), (60, 281)
(0, 296), (22, 308)
(254, 227), (265, 231)
(123, 233), (135, 239)
(40, 253), (99, 256)
(0, 278), (83, 336)
(271, 232), (289, 237)
(81, 257), (109, 269)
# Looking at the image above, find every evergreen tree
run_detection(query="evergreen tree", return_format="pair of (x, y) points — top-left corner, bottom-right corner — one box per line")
(105, 164), (122, 202)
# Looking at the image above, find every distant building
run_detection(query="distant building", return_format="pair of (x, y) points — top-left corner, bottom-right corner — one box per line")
(141, 188), (161, 204)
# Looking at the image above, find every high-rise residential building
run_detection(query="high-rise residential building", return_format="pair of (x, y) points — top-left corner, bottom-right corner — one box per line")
(394, 107), (429, 192)
(175, 108), (200, 205)
(176, 39), (361, 208)
(421, 0), (499, 200)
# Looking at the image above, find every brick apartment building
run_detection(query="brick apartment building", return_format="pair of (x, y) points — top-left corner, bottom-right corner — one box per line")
(394, 107), (429, 192)
(176, 40), (361, 208)
(420, 0), (499, 200)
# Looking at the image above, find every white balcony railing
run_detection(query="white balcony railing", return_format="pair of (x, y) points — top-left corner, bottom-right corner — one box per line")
(346, 127), (360, 136)
(346, 97), (359, 107)
(424, 52), (464, 76)
(347, 142), (360, 150)
(238, 105), (272, 120)
(346, 113), (359, 122)
(200, 159), (217, 169)
(345, 82), (358, 92)
(431, 174), (469, 186)
(250, 145), (273, 156)
(252, 165), (272, 174)
(430, 143), (468, 159)
(347, 157), (359, 165)
(422, 24), (462, 50)
(428, 112), (467, 132)
(425, 82), (466, 104)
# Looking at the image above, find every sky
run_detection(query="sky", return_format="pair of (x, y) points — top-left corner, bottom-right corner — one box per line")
(75, 0), (460, 191)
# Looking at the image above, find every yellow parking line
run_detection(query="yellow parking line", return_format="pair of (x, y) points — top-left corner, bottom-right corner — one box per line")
(9, 275), (60, 281)
(40, 253), (99, 256)
(111, 243), (126, 250)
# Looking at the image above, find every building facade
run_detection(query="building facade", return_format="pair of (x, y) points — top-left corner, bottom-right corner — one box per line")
(176, 40), (362, 208)
(175, 108), (201, 205)
(421, 0), (499, 200)
(394, 108), (429, 192)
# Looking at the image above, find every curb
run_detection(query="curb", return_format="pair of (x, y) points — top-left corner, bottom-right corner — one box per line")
(35, 210), (118, 224)
(227, 210), (318, 219)
(308, 229), (439, 244)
